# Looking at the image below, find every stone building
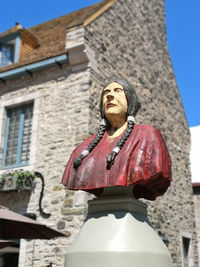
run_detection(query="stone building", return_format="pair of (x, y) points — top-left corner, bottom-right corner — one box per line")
(191, 125), (200, 264)
(193, 183), (200, 264)
(0, 0), (198, 266)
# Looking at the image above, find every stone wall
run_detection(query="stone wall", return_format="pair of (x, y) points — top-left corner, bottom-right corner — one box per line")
(0, 0), (198, 266)
(0, 64), (92, 266)
(84, 0), (199, 266)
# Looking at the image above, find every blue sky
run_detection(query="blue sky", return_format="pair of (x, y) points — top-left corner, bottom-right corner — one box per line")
(0, 0), (199, 127)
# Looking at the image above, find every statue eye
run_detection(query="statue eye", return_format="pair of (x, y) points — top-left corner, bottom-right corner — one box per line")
(103, 89), (110, 95)
(114, 88), (123, 92)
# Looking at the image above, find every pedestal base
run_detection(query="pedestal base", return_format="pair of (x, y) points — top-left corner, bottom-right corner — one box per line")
(64, 187), (173, 267)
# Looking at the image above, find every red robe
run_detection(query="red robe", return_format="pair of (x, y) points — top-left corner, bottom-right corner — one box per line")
(62, 125), (171, 200)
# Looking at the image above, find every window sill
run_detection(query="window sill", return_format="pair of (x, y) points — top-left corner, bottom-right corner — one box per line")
(0, 164), (33, 175)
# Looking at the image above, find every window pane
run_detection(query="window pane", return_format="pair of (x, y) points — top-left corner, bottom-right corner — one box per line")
(5, 108), (21, 166)
(20, 104), (33, 164)
(4, 103), (33, 167)
(0, 45), (13, 67)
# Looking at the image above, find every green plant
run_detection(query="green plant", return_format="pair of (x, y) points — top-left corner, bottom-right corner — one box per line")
(0, 175), (5, 189)
(1, 172), (10, 181)
(0, 171), (13, 189)
(0, 170), (36, 191)
(14, 170), (36, 190)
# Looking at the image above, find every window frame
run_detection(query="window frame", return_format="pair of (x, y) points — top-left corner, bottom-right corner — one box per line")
(0, 92), (40, 172)
(0, 33), (21, 67)
(0, 43), (14, 67)
(2, 103), (34, 169)
(180, 232), (193, 267)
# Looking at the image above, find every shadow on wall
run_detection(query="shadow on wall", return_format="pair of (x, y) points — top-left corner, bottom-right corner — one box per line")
(0, 190), (31, 213)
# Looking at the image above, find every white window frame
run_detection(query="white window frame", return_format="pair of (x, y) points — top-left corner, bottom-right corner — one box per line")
(0, 43), (14, 67)
(0, 33), (21, 67)
(0, 92), (40, 173)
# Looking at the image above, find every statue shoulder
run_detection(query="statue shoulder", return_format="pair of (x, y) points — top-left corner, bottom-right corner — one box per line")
(134, 124), (161, 135)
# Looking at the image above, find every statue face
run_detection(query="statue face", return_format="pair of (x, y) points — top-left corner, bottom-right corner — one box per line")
(103, 82), (127, 121)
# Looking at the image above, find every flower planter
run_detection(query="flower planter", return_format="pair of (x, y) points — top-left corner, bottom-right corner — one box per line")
(22, 176), (34, 191)
(0, 171), (35, 192)
(1, 175), (18, 191)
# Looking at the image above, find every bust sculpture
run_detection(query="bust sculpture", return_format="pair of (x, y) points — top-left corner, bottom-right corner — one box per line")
(62, 79), (171, 200)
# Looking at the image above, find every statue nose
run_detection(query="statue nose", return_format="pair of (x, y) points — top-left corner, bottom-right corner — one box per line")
(107, 93), (114, 100)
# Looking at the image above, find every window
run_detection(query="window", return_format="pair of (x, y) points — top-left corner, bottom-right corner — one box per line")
(182, 236), (191, 267)
(0, 32), (21, 68)
(2, 103), (33, 168)
(0, 44), (14, 67)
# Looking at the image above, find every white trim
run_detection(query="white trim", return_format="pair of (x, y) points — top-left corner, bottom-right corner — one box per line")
(81, 150), (89, 157)
(112, 146), (120, 154)
(127, 116), (135, 122)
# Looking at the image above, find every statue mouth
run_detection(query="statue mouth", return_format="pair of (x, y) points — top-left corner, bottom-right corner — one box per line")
(106, 103), (116, 108)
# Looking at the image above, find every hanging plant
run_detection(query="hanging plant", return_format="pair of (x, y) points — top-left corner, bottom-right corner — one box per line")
(0, 170), (35, 191)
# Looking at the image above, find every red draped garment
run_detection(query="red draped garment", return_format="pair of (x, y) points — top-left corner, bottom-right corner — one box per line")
(62, 125), (171, 200)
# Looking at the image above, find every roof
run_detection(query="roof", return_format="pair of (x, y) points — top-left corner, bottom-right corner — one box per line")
(0, 0), (117, 73)
(0, 24), (22, 39)
(192, 183), (200, 187)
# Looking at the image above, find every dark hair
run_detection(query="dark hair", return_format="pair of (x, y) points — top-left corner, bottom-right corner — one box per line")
(73, 78), (141, 170)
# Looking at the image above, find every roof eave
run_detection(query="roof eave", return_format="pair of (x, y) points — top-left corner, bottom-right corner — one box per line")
(0, 54), (68, 81)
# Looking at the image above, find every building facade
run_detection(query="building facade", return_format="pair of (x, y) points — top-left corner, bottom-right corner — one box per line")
(191, 126), (200, 265)
(193, 183), (200, 264)
(0, 0), (198, 266)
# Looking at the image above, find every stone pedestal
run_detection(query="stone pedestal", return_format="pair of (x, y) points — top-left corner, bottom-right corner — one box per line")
(64, 187), (173, 267)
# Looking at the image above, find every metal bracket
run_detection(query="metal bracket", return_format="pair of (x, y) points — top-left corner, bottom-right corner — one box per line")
(34, 172), (51, 218)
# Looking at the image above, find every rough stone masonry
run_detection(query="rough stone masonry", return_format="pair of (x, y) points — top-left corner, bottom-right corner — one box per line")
(0, 0), (198, 266)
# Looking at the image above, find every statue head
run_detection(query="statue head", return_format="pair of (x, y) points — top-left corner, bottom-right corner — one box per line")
(100, 78), (141, 123)
(73, 78), (141, 170)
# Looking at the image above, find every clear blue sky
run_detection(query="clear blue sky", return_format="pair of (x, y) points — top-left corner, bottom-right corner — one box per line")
(0, 0), (199, 127)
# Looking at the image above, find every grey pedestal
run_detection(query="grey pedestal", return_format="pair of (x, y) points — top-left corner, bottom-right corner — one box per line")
(64, 187), (173, 267)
